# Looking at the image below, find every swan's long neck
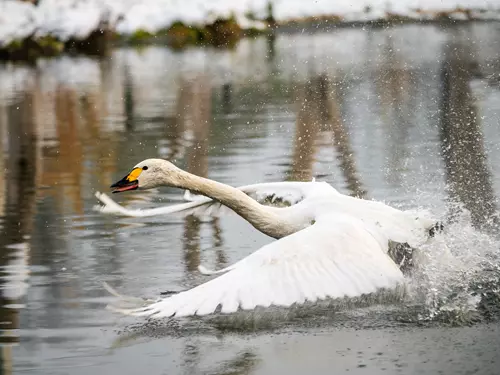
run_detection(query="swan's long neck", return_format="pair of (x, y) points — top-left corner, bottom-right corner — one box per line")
(168, 170), (298, 238)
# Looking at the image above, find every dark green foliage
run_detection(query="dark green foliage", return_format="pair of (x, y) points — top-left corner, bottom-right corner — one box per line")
(0, 35), (63, 61)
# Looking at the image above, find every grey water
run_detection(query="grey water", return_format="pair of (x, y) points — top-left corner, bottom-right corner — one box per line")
(1, 22), (500, 374)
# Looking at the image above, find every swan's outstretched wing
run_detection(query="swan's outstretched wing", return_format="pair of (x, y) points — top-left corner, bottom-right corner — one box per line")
(94, 191), (226, 218)
(106, 215), (403, 318)
(94, 181), (334, 218)
(239, 181), (335, 205)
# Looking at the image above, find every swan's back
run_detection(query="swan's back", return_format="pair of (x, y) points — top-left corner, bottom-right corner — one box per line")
(314, 193), (435, 247)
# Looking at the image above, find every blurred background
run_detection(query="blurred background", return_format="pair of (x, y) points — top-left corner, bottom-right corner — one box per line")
(1, 1), (500, 374)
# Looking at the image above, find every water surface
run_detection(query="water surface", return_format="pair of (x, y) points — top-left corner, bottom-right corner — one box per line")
(1, 23), (500, 374)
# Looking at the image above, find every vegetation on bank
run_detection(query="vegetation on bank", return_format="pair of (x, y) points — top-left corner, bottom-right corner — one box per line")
(0, 35), (63, 61)
(0, 17), (254, 61)
(124, 18), (246, 49)
(0, 6), (497, 62)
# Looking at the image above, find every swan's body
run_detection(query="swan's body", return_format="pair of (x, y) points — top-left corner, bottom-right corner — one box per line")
(98, 158), (439, 318)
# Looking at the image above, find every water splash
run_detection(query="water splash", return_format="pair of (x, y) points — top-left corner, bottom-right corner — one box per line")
(405, 204), (500, 324)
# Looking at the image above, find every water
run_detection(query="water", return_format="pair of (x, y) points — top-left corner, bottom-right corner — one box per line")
(1, 23), (500, 374)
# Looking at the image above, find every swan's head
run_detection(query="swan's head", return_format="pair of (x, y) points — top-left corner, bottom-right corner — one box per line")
(110, 158), (181, 193)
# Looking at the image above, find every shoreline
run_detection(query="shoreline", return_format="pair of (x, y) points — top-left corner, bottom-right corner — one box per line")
(1, 14), (499, 62)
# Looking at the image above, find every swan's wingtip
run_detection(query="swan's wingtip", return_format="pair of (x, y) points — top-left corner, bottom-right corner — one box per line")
(93, 203), (117, 215)
(103, 281), (121, 298)
(92, 204), (102, 213)
(105, 303), (151, 317)
(198, 265), (215, 275)
(198, 264), (234, 275)
(93, 192), (130, 215)
(103, 281), (157, 314)
(95, 191), (111, 201)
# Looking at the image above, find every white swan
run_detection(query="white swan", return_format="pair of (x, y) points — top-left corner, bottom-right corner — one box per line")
(98, 158), (439, 318)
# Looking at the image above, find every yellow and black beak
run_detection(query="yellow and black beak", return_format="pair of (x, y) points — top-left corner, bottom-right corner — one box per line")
(110, 168), (142, 193)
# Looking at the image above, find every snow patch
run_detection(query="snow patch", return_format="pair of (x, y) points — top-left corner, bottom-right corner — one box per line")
(1, 0), (499, 46)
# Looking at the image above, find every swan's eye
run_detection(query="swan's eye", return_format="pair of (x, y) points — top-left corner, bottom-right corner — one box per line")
(142, 166), (148, 171)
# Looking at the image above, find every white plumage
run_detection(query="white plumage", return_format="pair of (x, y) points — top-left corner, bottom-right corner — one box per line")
(97, 158), (438, 319)
(95, 181), (326, 218)
(107, 215), (403, 318)
(96, 180), (433, 247)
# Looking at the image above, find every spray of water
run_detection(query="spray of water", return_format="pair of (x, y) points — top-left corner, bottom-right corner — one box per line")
(405, 204), (500, 324)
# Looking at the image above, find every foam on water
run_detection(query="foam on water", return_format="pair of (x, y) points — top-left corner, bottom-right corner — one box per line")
(404, 203), (500, 324)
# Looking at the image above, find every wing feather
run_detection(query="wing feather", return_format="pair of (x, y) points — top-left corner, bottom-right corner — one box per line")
(107, 215), (404, 318)
(220, 287), (239, 313)
(94, 182), (333, 218)
(281, 260), (302, 306)
(313, 258), (336, 299)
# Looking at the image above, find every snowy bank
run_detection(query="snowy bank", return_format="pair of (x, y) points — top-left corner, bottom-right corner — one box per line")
(1, 0), (499, 58)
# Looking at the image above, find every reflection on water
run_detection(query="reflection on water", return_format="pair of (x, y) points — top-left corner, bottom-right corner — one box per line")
(171, 75), (227, 275)
(374, 37), (414, 188)
(289, 77), (321, 182)
(0, 22), (499, 374)
(439, 37), (499, 232)
(0, 91), (39, 373)
(290, 74), (365, 197)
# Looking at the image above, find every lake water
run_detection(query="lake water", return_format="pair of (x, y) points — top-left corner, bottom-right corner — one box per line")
(1, 22), (500, 374)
